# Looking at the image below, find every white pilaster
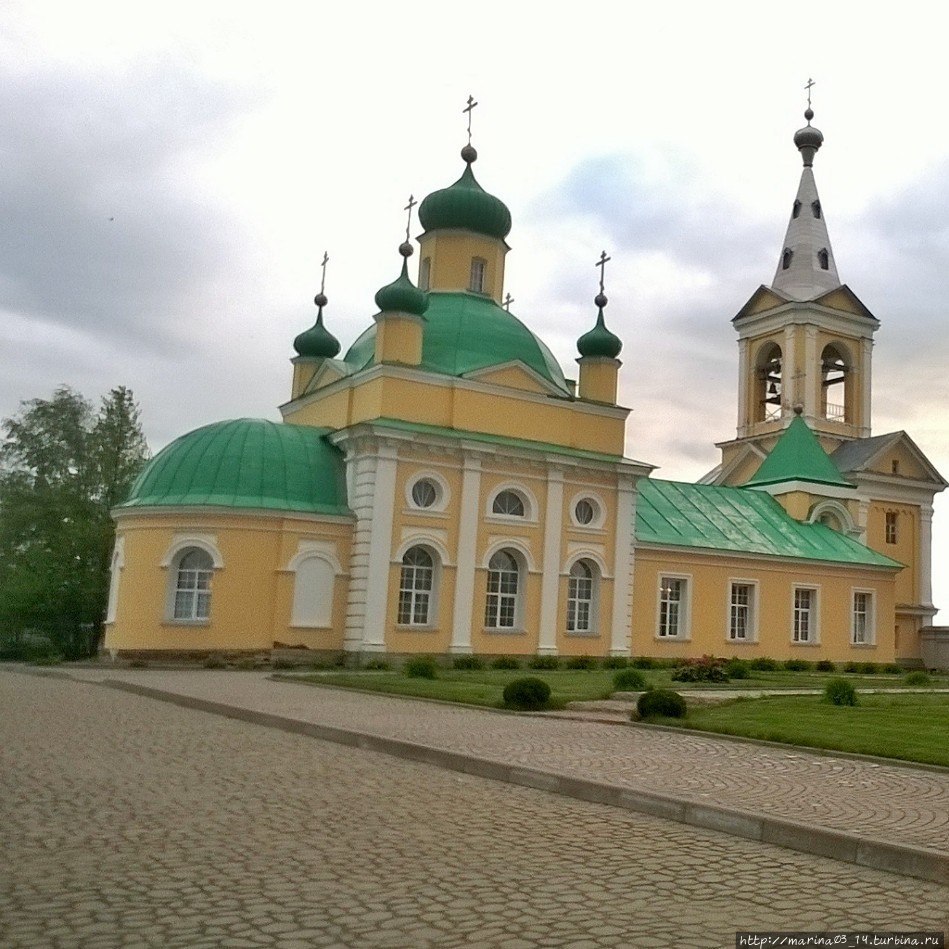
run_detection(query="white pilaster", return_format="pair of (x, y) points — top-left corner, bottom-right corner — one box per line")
(450, 452), (482, 653)
(803, 325), (818, 416)
(860, 337), (873, 437)
(537, 468), (564, 655)
(737, 338), (749, 437)
(920, 503), (935, 608)
(610, 475), (637, 656)
(784, 324), (798, 415)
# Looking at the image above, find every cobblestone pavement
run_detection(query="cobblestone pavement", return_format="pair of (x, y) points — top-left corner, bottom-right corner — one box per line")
(65, 668), (949, 856)
(1, 672), (946, 949)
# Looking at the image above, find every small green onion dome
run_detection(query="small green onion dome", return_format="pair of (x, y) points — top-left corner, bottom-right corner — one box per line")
(418, 148), (512, 240)
(374, 259), (429, 317)
(577, 306), (622, 359)
(293, 295), (341, 358)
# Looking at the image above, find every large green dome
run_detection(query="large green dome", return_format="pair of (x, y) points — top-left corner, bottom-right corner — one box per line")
(119, 419), (349, 514)
(418, 162), (512, 240)
(344, 291), (569, 393)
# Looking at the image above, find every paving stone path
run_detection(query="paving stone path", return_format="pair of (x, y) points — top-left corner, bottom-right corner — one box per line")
(1, 670), (947, 948)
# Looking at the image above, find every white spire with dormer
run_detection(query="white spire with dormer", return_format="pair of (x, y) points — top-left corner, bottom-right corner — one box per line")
(770, 102), (841, 300)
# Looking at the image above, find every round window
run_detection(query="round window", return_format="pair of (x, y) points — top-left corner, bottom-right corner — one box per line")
(575, 499), (597, 525)
(411, 478), (438, 509)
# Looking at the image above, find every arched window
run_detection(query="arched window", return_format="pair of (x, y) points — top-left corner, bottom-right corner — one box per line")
(782, 248), (793, 270)
(291, 556), (335, 627)
(817, 248), (829, 270)
(492, 490), (525, 517)
(755, 343), (782, 422)
(792, 200), (801, 219)
(173, 548), (214, 621)
(820, 344), (849, 421)
(398, 546), (435, 625)
(811, 200), (822, 219)
(567, 560), (596, 633)
(485, 550), (519, 629)
(419, 256), (431, 291)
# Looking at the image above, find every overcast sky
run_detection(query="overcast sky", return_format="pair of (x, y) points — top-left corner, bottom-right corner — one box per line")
(3, 1), (949, 618)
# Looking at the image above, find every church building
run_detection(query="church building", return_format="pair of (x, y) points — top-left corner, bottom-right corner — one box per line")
(104, 104), (948, 668)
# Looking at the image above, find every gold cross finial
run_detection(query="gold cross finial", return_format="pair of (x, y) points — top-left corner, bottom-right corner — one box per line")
(463, 95), (478, 145)
(403, 195), (417, 243)
(319, 251), (329, 295)
(805, 77), (815, 110)
(596, 250), (611, 295)
(503, 292), (514, 311)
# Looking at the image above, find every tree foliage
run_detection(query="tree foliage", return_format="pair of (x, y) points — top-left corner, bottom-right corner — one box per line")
(0, 386), (149, 659)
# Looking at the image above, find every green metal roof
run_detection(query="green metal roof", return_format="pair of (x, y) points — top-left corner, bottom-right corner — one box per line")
(745, 416), (854, 489)
(119, 418), (349, 515)
(636, 478), (900, 567)
(577, 307), (622, 358)
(344, 291), (570, 393)
(374, 259), (429, 317)
(418, 161), (512, 239)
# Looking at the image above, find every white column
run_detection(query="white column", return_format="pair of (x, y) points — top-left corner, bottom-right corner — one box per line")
(860, 337), (874, 436)
(537, 468), (564, 655)
(450, 452), (481, 653)
(920, 503), (935, 609)
(803, 325), (818, 417)
(610, 475), (637, 656)
(737, 338), (749, 437)
(784, 325), (798, 416)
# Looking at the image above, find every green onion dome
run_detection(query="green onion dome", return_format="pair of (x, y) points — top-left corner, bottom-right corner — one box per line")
(418, 147), (512, 240)
(118, 419), (349, 514)
(293, 294), (340, 358)
(578, 305), (622, 359)
(374, 259), (429, 317)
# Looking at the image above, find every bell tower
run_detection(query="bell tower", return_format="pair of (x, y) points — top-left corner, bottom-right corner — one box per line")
(727, 101), (879, 469)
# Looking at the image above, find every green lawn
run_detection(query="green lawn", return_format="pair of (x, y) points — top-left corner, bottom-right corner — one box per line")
(670, 693), (949, 767)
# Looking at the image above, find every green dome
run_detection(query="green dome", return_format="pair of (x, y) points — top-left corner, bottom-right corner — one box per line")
(119, 419), (349, 514)
(294, 308), (340, 358)
(418, 162), (512, 240)
(374, 260), (429, 316)
(345, 291), (569, 393)
(577, 308), (622, 358)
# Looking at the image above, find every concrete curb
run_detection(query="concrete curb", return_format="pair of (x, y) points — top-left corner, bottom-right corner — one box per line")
(97, 678), (949, 886)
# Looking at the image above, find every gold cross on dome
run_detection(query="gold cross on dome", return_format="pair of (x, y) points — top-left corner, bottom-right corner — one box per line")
(596, 250), (611, 294)
(805, 77), (815, 109)
(319, 251), (329, 294)
(403, 195), (417, 242)
(463, 95), (478, 144)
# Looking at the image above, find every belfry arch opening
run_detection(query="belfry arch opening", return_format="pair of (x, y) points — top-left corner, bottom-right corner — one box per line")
(820, 344), (850, 422)
(754, 343), (783, 422)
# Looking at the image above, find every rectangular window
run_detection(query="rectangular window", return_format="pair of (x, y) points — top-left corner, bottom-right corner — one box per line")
(419, 256), (431, 291)
(792, 587), (817, 643)
(885, 511), (898, 544)
(658, 577), (687, 638)
(729, 582), (754, 641)
(852, 591), (874, 645)
(469, 257), (486, 293)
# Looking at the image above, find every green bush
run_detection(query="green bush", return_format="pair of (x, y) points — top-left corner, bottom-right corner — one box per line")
(724, 658), (750, 679)
(784, 658), (812, 672)
(565, 654), (597, 671)
(883, 663), (903, 674)
(491, 655), (521, 670)
(528, 655), (560, 670)
(815, 659), (836, 672)
(203, 654), (228, 669)
(824, 678), (858, 706)
(612, 667), (647, 692)
(631, 656), (659, 669)
(857, 661), (880, 675)
(363, 658), (391, 671)
(233, 657), (259, 670)
(502, 676), (552, 711)
(843, 661), (859, 673)
(672, 655), (729, 683)
(904, 670), (931, 686)
(404, 655), (438, 679)
(749, 656), (779, 671)
(452, 654), (484, 671)
(636, 689), (687, 719)
(31, 654), (63, 666)
(602, 656), (628, 669)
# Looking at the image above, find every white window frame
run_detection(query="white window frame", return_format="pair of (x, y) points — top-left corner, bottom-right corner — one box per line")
(419, 256), (431, 291)
(727, 579), (758, 643)
(485, 549), (522, 632)
(656, 574), (691, 640)
(792, 585), (820, 644)
(161, 536), (223, 625)
(566, 559), (598, 636)
(105, 537), (125, 624)
(884, 511), (898, 545)
(398, 546), (437, 627)
(172, 548), (214, 622)
(851, 589), (876, 646)
(568, 491), (606, 530)
(469, 257), (487, 293)
(405, 471), (450, 513)
(486, 483), (538, 523)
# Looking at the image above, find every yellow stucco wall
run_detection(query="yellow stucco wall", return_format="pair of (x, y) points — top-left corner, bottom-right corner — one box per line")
(417, 231), (506, 302)
(375, 314), (424, 366)
(866, 502), (917, 604)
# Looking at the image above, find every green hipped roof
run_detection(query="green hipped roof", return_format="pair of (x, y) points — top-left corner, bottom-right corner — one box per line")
(636, 479), (900, 568)
(119, 419), (349, 515)
(745, 416), (854, 489)
(345, 291), (570, 393)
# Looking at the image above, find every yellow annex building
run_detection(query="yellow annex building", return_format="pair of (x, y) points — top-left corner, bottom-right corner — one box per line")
(104, 105), (949, 668)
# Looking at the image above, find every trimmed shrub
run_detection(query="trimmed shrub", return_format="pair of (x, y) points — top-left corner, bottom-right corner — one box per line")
(502, 677), (552, 711)
(565, 654), (597, 671)
(631, 656), (659, 669)
(528, 655), (560, 670)
(724, 658), (750, 679)
(602, 656), (628, 670)
(404, 655), (438, 679)
(904, 670), (931, 686)
(783, 658), (812, 672)
(452, 655), (485, 671)
(636, 689), (687, 719)
(363, 658), (391, 671)
(824, 678), (858, 706)
(612, 667), (647, 692)
(672, 655), (729, 683)
(883, 663), (903, 675)
(491, 655), (521, 670)
(815, 659), (836, 673)
(857, 661), (880, 675)
(749, 656), (779, 671)
(843, 661), (859, 673)
(234, 657), (260, 671)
